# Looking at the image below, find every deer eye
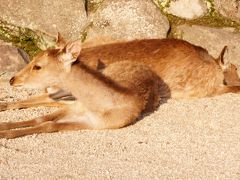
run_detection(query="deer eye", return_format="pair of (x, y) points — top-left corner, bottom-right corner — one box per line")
(33, 65), (42, 70)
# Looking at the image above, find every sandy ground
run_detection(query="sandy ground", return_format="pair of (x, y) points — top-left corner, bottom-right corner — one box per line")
(0, 74), (240, 179)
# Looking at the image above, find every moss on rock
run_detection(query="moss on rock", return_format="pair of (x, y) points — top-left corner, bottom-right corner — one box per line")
(167, 13), (240, 38)
(85, 0), (104, 14)
(0, 20), (55, 59)
(152, 0), (240, 38)
(153, 0), (171, 11)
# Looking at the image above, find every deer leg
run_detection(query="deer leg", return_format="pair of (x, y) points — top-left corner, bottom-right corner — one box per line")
(0, 108), (67, 131)
(0, 90), (76, 112)
(0, 93), (64, 111)
(0, 121), (90, 139)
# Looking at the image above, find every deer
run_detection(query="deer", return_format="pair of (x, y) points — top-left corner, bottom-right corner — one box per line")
(0, 40), (165, 138)
(1, 34), (240, 112)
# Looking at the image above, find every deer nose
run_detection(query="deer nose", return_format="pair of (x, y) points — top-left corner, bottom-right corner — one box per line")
(9, 77), (15, 85)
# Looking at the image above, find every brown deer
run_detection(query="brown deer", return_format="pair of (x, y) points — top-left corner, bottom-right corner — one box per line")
(1, 35), (240, 112)
(0, 40), (164, 138)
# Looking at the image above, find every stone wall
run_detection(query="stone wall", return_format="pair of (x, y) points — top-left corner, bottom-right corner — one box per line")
(0, 0), (240, 72)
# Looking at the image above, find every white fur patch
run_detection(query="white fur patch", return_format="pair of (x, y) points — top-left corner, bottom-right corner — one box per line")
(57, 112), (103, 129)
(58, 53), (75, 72)
(59, 53), (73, 63)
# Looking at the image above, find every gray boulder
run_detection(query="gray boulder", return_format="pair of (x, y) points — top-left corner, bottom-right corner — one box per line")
(86, 0), (170, 41)
(167, 0), (208, 19)
(215, 0), (240, 23)
(0, 45), (29, 73)
(0, 0), (87, 40)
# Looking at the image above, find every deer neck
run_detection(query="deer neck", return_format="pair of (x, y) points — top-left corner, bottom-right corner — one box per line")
(60, 62), (132, 109)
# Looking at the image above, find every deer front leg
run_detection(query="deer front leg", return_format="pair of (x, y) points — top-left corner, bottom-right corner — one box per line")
(0, 90), (76, 112)
(0, 93), (63, 111)
(0, 121), (90, 139)
(0, 108), (67, 131)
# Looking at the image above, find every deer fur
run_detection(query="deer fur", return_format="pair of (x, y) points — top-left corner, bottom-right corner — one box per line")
(1, 35), (240, 112)
(1, 35), (240, 138)
(78, 39), (240, 97)
(0, 40), (162, 138)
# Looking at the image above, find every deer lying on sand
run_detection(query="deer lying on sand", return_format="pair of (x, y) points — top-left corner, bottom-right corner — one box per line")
(0, 36), (240, 138)
(1, 34), (240, 112)
(0, 40), (162, 138)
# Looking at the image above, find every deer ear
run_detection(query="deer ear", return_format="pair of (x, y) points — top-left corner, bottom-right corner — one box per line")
(65, 39), (82, 59)
(217, 46), (230, 70)
(96, 59), (106, 71)
(58, 40), (82, 72)
(56, 32), (67, 49)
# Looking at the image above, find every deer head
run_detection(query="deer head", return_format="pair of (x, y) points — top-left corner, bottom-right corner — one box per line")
(9, 39), (82, 89)
(216, 46), (240, 86)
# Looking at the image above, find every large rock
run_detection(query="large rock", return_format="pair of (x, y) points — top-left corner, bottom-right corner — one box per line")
(86, 0), (169, 41)
(0, 45), (29, 73)
(175, 24), (240, 73)
(0, 0), (87, 40)
(215, 0), (240, 23)
(167, 0), (207, 19)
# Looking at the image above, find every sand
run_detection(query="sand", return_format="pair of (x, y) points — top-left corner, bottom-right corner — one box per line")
(0, 74), (240, 179)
